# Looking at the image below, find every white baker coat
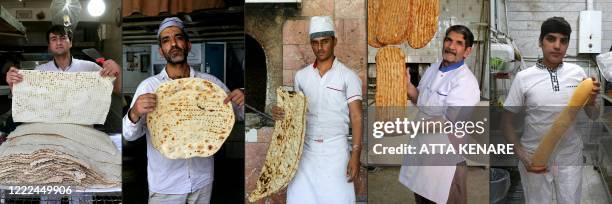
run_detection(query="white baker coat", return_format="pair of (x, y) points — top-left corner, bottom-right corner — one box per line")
(294, 58), (362, 140)
(399, 61), (480, 204)
(287, 58), (362, 204)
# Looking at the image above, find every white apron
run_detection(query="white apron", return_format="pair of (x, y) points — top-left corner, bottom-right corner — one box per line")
(287, 135), (355, 204)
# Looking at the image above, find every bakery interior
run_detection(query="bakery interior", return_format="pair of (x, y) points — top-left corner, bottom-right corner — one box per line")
(244, 0), (368, 203)
(489, 0), (612, 203)
(366, 0), (490, 203)
(0, 0), (123, 202)
(120, 0), (245, 203)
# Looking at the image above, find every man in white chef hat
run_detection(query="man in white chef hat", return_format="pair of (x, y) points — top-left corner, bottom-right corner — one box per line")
(272, 16), (363, 203)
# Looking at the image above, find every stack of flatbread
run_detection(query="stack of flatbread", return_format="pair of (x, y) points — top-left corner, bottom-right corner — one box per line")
(147, 78), (235, 159)
(0, 123), (121, 189)
(0, 70), (120, 189)
(248, 88), (307, 203)
(12, 70), (115, 125)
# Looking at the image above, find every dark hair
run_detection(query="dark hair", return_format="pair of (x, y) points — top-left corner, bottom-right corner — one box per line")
(445, 25), (474, 48)
(46, 25), (72, 43)
(539, 17), (571, 42)
(157, 27), (190, 46)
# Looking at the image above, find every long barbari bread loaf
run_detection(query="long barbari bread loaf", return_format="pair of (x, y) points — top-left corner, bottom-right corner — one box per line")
(12, 70), (114, 125)
(147, 78), (235, 159)
(375, 47), (407, 107)
(531, 78), (594, 168)
(248, 88), (307, 203)
(375, 0), (411, 45)
(367, 0), (384, 48)
(405, 0), (439, 49)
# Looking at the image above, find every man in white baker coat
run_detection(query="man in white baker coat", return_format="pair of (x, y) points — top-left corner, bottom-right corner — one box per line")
(398, 25), (480, 204)
(271, 16), (363, 203)
(502, 17), (600, 204)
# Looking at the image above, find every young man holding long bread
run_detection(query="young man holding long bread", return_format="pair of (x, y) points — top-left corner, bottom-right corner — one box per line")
(123, 17), (244, 204)
(502, 17), (600, 203)
(271, 16), (363, 203)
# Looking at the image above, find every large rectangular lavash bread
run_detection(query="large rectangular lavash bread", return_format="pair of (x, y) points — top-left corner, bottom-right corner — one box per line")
(12, 70), (114, 125)
(375, 0), (412, 45)
(248, 88), (307, 203)
(0, 123), (121, 189)
(147, 78), (235, 159)
(405, 0), (439, 49)
(531, 78), (594, 169)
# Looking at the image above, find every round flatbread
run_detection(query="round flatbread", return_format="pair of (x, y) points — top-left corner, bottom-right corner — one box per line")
(147, 78), (235, 159)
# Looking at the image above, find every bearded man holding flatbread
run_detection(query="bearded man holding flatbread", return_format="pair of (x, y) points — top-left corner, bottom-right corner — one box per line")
(123, 17), (244, 204)
(271, 16), (363, 204)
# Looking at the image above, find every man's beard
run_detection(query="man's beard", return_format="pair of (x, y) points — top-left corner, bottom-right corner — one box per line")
(162, 46), (188, 65)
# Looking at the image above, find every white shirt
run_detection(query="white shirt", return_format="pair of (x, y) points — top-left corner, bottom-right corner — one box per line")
(503, 61), (586, 164)
(294, 58), (362, 139)
(122, 67), (244, 194)
(36, 57), (101, 72)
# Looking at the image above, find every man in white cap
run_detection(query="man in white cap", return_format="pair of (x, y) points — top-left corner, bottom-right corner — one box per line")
(123, 17), (245, 204)
(272, 15), (363, 203)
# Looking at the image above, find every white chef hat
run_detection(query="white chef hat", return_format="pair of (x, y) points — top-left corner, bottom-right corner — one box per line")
(309, 16), (335, 39)
(158, 17), (186, 38)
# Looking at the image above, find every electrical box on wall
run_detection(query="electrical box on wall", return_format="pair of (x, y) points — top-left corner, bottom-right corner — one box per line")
(579, 10), (602, 54)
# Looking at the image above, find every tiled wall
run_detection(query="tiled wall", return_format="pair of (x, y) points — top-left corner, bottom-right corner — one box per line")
(506, 0), (612, 65)
(244, 0), (368, 202)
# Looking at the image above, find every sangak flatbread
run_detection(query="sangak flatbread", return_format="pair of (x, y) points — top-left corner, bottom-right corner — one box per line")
(405, 0), (439, 49)
(0, 123), (121, 189)
(375, 0), (412, 45)
(248, 88), (307, 203)
(368, 0), (384, 48)
(12, 70), (115, 125)
(147, 78), (235, 159)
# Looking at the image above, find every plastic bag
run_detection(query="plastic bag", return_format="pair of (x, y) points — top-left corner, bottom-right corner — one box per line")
(596, 51), (612, 82)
